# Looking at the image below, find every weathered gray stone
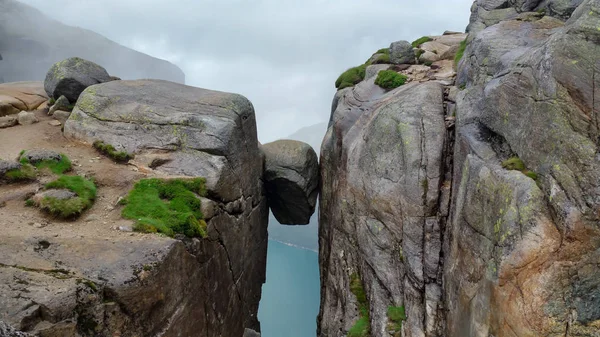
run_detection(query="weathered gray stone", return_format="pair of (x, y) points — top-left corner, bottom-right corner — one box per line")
(53, 110), (71, 124)
(0, 321), (31, 336)
(319, 78), (447, 337)
(65, 79), (261, 203)
(365, 64), (390, 80)
(389, 40), (415, 65)
(419, 50), (440, 63)
(446, 1), (600, 335)
(48, 95), (70, 116)
(262, 139), (319, 225)
(0, 115), (17, 128)
(20, 149), (62, 164)
(44, 57), (112, 102)
(0, 160), (20, 176)
(32, 189), (77, 205)
(47, 79), (269, 336)
(17, 111), (37, 125)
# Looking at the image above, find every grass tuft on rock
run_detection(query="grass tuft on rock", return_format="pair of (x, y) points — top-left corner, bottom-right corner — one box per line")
(502, 156), (539, 181)
(387, 306), (407, 336)
(20, 153), (72, 174)
(335, 64), (368, 90)
(372, 53), (391, 64)
(455, 39), (467, 66)
(412, 36), (432, 48)
(41, 175), (97, 218)
(5, 164), (36, 182)
(502, 157), (526, 171)
(121, 178), (208, 238)
(93, 141), (134, 163)
(348, 272), (370, 337)
(375, 70), (408, 90)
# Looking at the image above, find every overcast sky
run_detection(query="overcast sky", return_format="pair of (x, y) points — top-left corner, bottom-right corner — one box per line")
(20, 0), (473, 143)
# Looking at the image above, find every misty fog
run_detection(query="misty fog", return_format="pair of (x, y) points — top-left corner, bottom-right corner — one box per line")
(5, 0), (473, 144)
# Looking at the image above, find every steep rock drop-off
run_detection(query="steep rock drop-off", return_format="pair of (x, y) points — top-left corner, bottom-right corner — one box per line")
(0, 78), (269, 337)
(0, 56), (319, 336)
(318, 1), (600, 336)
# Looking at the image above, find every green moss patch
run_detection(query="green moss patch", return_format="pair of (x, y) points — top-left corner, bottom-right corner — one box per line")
(20, 153), (72, 174)
(121, 178), (208, 238)
(412, 36), (432, 48)
(93, 141), (134, 163)
(387, 306), (406, 336)
(375, 70), (408, 90)
(502, 156), (538, 181)
(455, 39), (467, 66)
(41, 175), (97, 218)
(5, 164), (36, 182)
(336, 64), (368, 90)
(372, 54), (391, 64)
(348, 272), (369, 337)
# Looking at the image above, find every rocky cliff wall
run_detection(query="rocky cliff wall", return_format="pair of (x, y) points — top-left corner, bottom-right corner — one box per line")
(318, 1), (600, 336)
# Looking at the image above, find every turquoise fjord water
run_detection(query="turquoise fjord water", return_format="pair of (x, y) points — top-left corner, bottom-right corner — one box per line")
(258, 239), (320, 337)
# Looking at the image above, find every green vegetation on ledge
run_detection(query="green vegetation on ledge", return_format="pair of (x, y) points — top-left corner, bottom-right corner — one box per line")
(41, 175), (97, 218)
(93, 140), (134, 163)
(375, 70), (408, 90)
(5, 164), (36, 182)
(20, 153), (72, 174)
(348, 272), (370, 337)
(501, 157), (538, 180)
(412, 36), (432, 48)
(455, 39), (467, 66)
(121, 178), (208, 238)
(387, 306), (407, 336)
(336, 64), (368, 90)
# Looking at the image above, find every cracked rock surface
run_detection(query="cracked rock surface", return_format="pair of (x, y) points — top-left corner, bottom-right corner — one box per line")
(1, 79), (268, 336)
(318, 1), (600, 335)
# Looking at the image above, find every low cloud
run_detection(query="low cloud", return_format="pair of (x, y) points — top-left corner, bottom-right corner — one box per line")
(19, 0), (473, 142)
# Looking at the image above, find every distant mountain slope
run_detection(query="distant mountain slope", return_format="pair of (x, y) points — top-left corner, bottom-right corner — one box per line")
(0, 0), (184, 83)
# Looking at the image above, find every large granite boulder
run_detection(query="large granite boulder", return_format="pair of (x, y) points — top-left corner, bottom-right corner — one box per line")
(1, 79), (269, 337)
(389, 40), (415, 65)
(262, 140), (319, 225)
(65, 79), (261, 202)
(0, 82), (48, 116)
(44, 57), (112, 102)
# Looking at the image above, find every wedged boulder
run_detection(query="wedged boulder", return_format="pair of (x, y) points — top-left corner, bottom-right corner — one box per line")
(262, 140), (319, 225)
(389, 40), (415, 65)
(0, 82), (48, 116)
(44, 57), (112, 102)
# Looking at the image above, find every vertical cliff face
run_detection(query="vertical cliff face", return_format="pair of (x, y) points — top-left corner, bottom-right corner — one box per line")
(318, 47), (460, 336)
(318, 1), (600, 336)
(0, 80), (267, 337)
(448, 0), (600, 335)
